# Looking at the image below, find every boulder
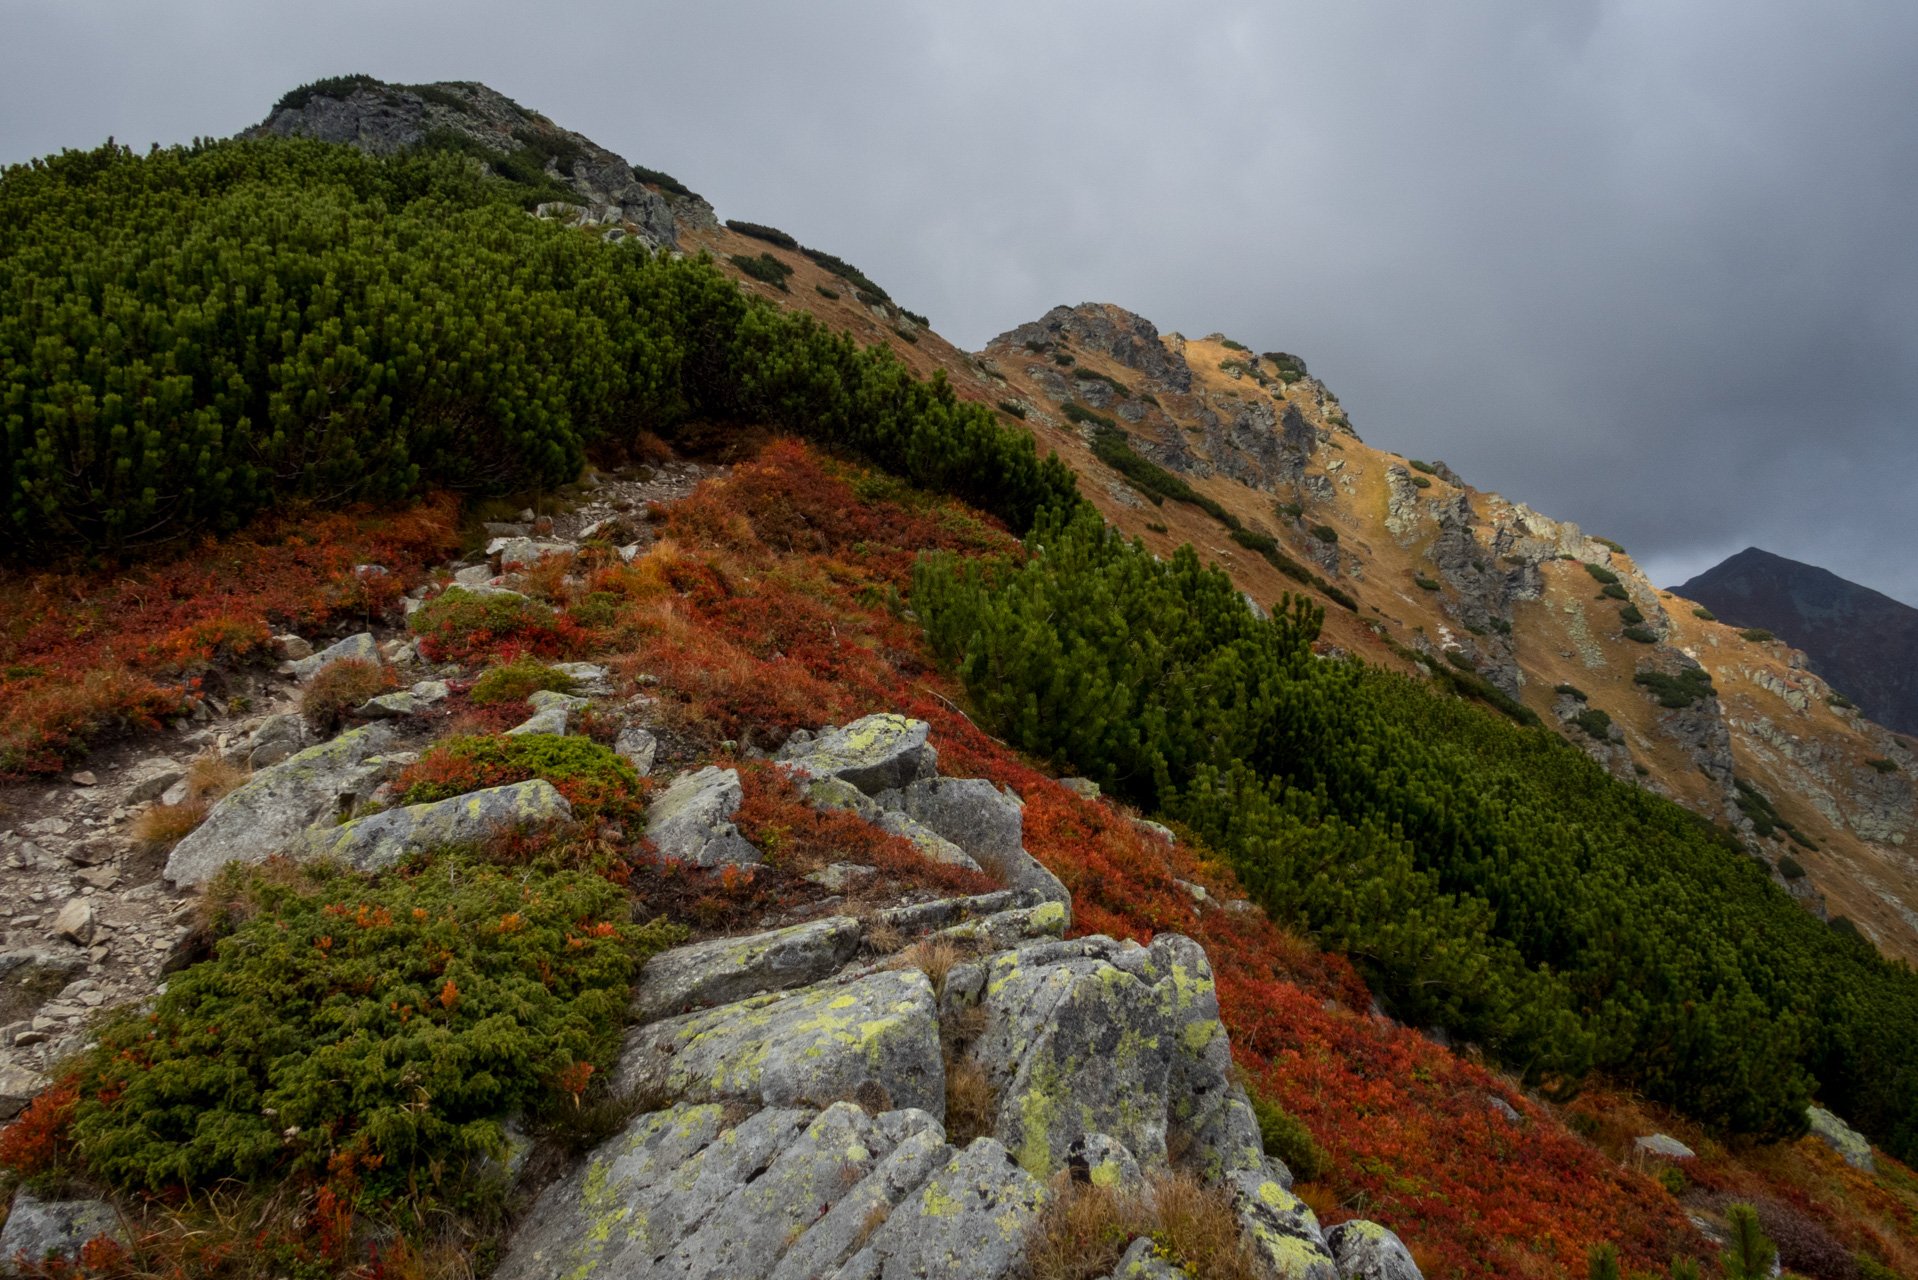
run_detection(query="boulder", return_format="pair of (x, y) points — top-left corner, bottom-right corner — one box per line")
(614, 726), (658, 774)
(614, 968), (944, 1117)
(1633, 1133), (1695, 1160)
(290, 780), (572, 872)
(409, 679), (451, 704)
(873, 810), (983, 873)
(550, 661), (613, 694)
(354, 691), (426, 718)
(776, 713), (939, 795)
(0, 1191), (127, 1273)
(1067, 1132), (1145, 1195)
(805, 863), (876, 892)
(1226, 1168), (1338, 1280)
(496, 1102), (953, 1280)
(846, 1136), (1051, 1280)
(274, 633), (314, 660)
(52, 898), (93, 946)
(244, 713), (310, 769)
(957, 933), (1262, 1183)
(526, 689), (590, 714)
(286, 631), (378, 680)
(874, 888), (1046, 937)
(1806, 1105), (1875, 1171)
(1058, 776), (1102, 800)
(453, 563), (494, 586)
(874, 778), (1071, 920)
(163, 723), (397, 886)
(1133, 819), (1176, 846)
(646, 766), (762, 867)
(504, 706), (571, 736)
(1325, 1220), (1425, 1280)
(0, 1064), (48, 1119)
(1112, 1237), (1187, 1279)
(488, 536), (576, 570)
(629, 915), (864, 1023)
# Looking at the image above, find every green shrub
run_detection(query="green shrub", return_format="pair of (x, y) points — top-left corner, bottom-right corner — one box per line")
(1740, 628), (1775, 643)
(1622, 626), (1659, 644)
(799, 246), (888, 300)
(470, 659), (579, 705)
(1310, 524), (1338, 544)
(1601, 583), (1631, 600)
(1414, 575), (1442, 591)
(632, 164), (695, 198)
(1867, 757), (1900, 774)
(1053, 352), (1076, 366)
(725, 219), (798, 250)
(1619, 604), (1645, 626)
(1556, 684), (1589, 700)
(1276, 503), (1304, 520)
(1734, 779), (1782, 838)
(1408, 460), (1437, 475)
(900, 309), (929, 328)
(1826, 692), (1856, 710)
(1219, 337), (1248, 351)
(1858, 1254), (1901, 1280)
(1446, 650), (1479, 672)
(1589, 1242), (1621, 1280)
(730, 252), (793, 290)
(1692, 606), (1717, 622)
(1260, 351), (1307, 383)
(1572, 708), (1613, 739)
(997, 400), (1028, 420)
(1656, 1165), (1688, 1197)
(815, 284), (840, 299)
(1778, 856), (1807, 880)
(1593, 538), (1627, 554)
(408, 587), (573, 664)
(1066, 402), (1121, 431)
(70, 851), (684, 1193)
(1074, 370), (1131, 397)
(569, 590), (622, 628)
(1145, 522), (1167, 534)
(1249, 1093), (1328, 1183)
(400, 733), (642, 825)
(1411, 475), (1433, 489)
(894, 327), (919, 344)
(1634, 667), (1715, 708)
(272, 74), (385, 113)
(854, 289), (887, 308)
(1720, 1204), (1777, 1280)
(1584, 563), (1621, 585)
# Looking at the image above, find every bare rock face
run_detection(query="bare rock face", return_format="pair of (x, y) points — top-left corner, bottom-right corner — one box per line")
(1325, 1220), (1424, 1280)
(990, 303), (1193, 392)
(247, 79), (684, 249)
(645, 766), (763, 867)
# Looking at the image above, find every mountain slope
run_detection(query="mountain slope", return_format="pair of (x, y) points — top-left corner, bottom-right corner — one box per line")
(1675, 546), (1918, 737)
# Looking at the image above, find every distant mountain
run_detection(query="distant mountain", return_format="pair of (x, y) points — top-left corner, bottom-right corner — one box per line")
(1673, 547), (1918, 735)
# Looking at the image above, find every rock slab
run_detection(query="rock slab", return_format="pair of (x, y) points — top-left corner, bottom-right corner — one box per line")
(291, 780), (573, 871)
(647, 766), (762, 867)
(1807, 1105), (1875, 1171)
(287, 632), (378, 680)
(0, 1191), (126, 1272)
(1325, 1220), (1425, 1280)
(164, 723), (397, 885)
(630, 915), (864, 1024)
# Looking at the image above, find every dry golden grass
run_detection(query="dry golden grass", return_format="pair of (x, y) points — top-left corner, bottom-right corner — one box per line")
(888, 936), (967, 995)
(1292, 1181), (1339, 1218)
(183, 754), (248, 802)
(298, 657), (395, 733)
(943, 1057), (997, 1149)
(130, 797), (210, 851)
(1026, 1170), (1270, 1280)
(862, 918), (908, 956)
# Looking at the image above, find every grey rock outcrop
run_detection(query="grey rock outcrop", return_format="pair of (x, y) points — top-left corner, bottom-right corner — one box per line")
(290, 780), (573, 871)
(1227, 1167), (1338, 1280)
(646, 766), (763, 867)
(615, 725), (659, 774)
(286, 631), (378, 680)
(164, 723), (398, 886)
(874, 777), (1071, 922)
(0, 1191), (126, 1274)
(845, 1136), (1051, 1280)
(630, 915), (864, 1023)
(806, 776), (982, 872)
(249, 79), (679, 248)
(1112, 1237), (1187, 1279)
(1325, 1220), (1423, 1280)
(614, 968), (944, 1116)
(990, 303), (1192, 393)
(1806, 1105), (1875, 1171)
(777, 714), (939, 795)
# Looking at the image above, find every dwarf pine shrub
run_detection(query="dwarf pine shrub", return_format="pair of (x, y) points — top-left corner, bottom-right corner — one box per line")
(399, 733), (641, 825)
(70, 851), (684, 1193)
(469, 659), (580, 705)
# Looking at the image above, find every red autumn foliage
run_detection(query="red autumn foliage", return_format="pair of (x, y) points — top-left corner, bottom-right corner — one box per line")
(0, 1081), (77, 1175)
(0, 495), (459, 774)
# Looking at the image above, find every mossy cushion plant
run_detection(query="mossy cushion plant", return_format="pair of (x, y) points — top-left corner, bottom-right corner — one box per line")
(469, 659), (580, 705)
(70, 851), (684, 1194)
(399, 733), (642, 825)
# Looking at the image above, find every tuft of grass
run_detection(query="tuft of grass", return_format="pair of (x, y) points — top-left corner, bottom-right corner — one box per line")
(299, 657), (395, 733)
(1026, 1171), (1267, 1280)
(132, 797), (211, 851)
(943, 1057), (996, 1149)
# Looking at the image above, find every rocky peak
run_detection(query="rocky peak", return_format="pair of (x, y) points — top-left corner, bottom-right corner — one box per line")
(245, 76), (714, 250)
(988, 303), (1192, 392)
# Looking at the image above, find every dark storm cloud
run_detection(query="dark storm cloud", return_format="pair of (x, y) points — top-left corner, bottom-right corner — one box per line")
(6, 1), (1917, 602)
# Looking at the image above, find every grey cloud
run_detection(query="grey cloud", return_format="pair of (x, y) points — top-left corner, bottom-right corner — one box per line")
(4, 0), (1915, 603)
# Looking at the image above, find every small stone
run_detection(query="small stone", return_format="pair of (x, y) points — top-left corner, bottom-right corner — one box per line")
(408, 680), (451, 703)
(614, 726), (658, 775)
(274, 634), (315, 660)
(0, 1191), (128, 1267)
(1633, 1133), (1696, 1160)
(78, 866), (119, 890)
(804, 863), (878, 892)
(53, 898), (94, 946)
(286, 632), (379, 681)
(0, 1065), (46, 1118)
(1057, 776), (1101, 800)
(160, 779), (191, 806)
(1325, 1219), (1425, 1280)
(70, 771), (98, 787)
(354, 691), (424, 719)
(1806, 1105), (1875, 1171)
(1172, 878), (1211, 904)
(505, 706), (572, 737)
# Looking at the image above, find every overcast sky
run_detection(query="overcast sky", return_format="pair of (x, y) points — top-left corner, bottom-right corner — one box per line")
(7, 1), (1917, 604)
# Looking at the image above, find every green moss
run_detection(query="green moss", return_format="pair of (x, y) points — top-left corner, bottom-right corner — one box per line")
(1249, 1093), (1328, 1183)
